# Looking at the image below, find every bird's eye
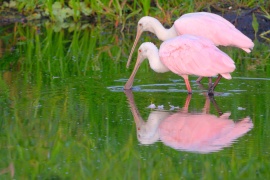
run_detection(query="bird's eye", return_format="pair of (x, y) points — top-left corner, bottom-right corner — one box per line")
(139, 49), (142, 52)
(139, 23), (142, 26)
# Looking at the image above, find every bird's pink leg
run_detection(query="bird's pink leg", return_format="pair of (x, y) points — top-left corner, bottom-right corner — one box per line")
(202, 95), (210, 114)
(197, 76), (218, 86)
(208, 77), (212, 88)
(184, 78), (192, 94)
(196, 76), (203, 83)
(182, 94), (192, 113)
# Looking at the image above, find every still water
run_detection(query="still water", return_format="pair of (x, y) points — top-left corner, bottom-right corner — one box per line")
(0, 21), (270, 179)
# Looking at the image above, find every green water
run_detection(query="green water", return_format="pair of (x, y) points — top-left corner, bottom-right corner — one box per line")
(0, 21), (270, 179)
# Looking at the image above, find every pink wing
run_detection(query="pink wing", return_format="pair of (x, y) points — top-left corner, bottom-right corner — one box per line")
(159, 35), (235, 79)
(174, 12), (254, 52)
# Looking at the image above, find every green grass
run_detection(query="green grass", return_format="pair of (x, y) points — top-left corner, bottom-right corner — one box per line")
(0, 17), (270, 179)
(1, 0), (270, 26)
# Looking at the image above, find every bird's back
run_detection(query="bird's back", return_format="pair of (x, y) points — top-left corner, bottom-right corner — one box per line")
(159, 35), (235, 79)
(174, 12), (254, 52)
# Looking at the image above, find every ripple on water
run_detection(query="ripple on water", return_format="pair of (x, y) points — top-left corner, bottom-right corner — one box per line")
(107, 84), (236, 95)
(109, 76), (270, 94)
(233, 77), (270, 81)
(107, 84), (195, 93)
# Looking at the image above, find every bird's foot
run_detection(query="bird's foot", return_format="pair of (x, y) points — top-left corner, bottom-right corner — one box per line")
(208, 91), (214, 96)
(208, 86), (214, 96)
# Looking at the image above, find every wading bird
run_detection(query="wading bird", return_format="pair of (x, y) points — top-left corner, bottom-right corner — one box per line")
(126, 12), (254, 83)
(124, 90), (253, 153)
(124, 35), (235, 94)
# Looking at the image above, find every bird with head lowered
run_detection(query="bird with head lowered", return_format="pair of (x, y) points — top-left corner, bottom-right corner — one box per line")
(126, 12), (254, 86)
(124, 35), (236, 94)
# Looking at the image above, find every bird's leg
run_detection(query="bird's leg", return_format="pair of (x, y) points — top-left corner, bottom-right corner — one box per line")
(209, 95), (223, 116)
(202, 94), (210, 114)
(208, 77), (213, 89)
(196, 81), (207, 91)
(212, 75), (222, 90)
(208, 75), (222, 96)
(181, 94), (192, 113)
(184, 78), (192, 94)
(196, 76), (203, 83)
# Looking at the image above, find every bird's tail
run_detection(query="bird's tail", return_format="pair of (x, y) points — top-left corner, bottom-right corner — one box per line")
(221, 73), (232, 80)
(230, 29), (254, 53)
(241, 47), (252, 53)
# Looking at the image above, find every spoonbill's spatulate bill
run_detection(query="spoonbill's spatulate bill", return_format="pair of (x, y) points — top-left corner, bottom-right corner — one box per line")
(127, 12), (254, 68)
(124, 35), (236, 94)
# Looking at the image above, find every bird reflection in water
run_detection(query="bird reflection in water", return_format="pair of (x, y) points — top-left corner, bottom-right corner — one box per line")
(125, 90), (253, 153)
(0, 163), (14, 178)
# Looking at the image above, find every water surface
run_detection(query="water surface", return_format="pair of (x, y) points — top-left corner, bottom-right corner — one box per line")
(0, 21), (270, 179)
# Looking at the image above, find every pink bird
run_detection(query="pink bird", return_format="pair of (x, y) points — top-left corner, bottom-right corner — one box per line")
(124, 35), (235, 94)
(124, 90), (253, 153)
(159, 111), (253, 153)
(126, 12), (254, 83)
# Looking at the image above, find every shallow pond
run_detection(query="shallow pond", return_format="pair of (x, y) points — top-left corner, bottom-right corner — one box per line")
(0, 21), (270, 179)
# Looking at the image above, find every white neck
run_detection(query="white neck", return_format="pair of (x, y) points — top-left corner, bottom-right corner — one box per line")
(146, 45), (170, 73)
(150, 20), (178, 41)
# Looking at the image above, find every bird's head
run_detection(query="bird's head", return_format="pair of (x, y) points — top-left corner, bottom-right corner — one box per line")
(124, 42), (157, 90)
(126, 16), (160, 68)
(137, 42), (156, 62)
(137, 16), (157, 33)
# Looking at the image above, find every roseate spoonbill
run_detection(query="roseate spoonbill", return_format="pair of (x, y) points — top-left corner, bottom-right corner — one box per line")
(126, 12), (254, 84)
(127, 12), (254, 68)
(124, 35), (235, 94)
(159, 109), (253, 153)
(124, 90), (253, 153)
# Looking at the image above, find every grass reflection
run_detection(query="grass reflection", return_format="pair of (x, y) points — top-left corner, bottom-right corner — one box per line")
(0, 22), (270, 179)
